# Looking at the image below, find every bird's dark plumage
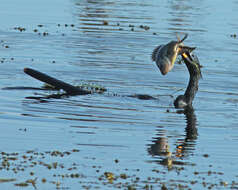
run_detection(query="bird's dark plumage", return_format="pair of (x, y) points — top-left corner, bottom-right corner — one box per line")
(174, 52), (201, 109)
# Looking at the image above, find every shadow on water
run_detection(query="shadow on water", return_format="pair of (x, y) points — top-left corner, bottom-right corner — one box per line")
(147, 106), (198, 169)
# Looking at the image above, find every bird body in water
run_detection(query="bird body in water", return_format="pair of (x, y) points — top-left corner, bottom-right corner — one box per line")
(174, 51), (202, 109)
(152, 34), (195, 75)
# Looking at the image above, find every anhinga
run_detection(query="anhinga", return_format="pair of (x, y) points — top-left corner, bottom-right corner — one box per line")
(174, 52), (202, 108)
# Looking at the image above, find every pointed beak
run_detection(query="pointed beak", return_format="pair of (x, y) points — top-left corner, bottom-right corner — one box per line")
(181, 51), (192, 63)
(181, 51), (202, 79)
(178, 46), (196, 55)
(181, 51), (199, 66)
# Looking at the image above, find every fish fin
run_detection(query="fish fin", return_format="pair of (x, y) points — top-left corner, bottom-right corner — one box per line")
(176, 33), (188, 43)
(179, 33), (188, 43)
(176, 33), (180, 42)
(152, 45), (163, 61)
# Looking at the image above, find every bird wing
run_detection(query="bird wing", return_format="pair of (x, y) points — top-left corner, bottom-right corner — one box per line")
(151, 45), (163, 61)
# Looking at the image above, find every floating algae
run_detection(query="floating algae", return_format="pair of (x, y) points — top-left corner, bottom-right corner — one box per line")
(0, 178), (16, 183)
(42, 82), (107, 94)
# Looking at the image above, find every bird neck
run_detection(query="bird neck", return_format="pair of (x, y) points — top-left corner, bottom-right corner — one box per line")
(184, 59), (201, 105)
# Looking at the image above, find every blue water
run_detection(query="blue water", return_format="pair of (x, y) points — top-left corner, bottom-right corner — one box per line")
(0, 0), (238, 189)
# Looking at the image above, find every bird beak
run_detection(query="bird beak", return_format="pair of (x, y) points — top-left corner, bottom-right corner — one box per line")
(181, 52), (189, 60)
(181, 51), (194, 63)
(178, 46), (196, 55)
(181, 51), (202, 79)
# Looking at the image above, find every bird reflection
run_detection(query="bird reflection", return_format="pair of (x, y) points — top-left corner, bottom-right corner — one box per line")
(175, 106), (198, 158)
(147, 105), (198, 169)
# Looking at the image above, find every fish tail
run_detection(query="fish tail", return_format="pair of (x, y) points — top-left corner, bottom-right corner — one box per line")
(152, 45), (163, 61)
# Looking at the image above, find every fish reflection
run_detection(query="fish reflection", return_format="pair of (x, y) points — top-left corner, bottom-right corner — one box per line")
(147, 105), (198, 169)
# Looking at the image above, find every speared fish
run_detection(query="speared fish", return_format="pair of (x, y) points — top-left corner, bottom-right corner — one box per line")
(152, 33), (196, 75)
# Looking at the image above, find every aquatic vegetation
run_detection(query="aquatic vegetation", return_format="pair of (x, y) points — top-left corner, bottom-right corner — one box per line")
(75, 82), (107, 94)
(13, 26), (26, 32)
(42, 82), (107, 94)
(0, 178), (16, 183)
(102, 20), (109, 25)
(104, 172), (115, 183)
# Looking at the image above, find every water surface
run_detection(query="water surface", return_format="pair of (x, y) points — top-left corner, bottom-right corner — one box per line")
(0, 0), (238, 189)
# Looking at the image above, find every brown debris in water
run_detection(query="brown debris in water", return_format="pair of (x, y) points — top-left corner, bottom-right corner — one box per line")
(103, 20), (109, 25)
(0, 178), (16, 183)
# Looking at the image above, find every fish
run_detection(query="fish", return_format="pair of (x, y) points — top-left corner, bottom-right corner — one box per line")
(152, 34), (196, 75)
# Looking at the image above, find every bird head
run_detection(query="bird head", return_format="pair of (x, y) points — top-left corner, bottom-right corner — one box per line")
(181, 51), (202, 79)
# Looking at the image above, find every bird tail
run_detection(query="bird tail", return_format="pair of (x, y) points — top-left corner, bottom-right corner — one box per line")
(151, 45), (163, 61)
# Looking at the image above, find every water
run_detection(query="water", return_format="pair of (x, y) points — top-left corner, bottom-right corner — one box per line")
(0, 0), (238, 189)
